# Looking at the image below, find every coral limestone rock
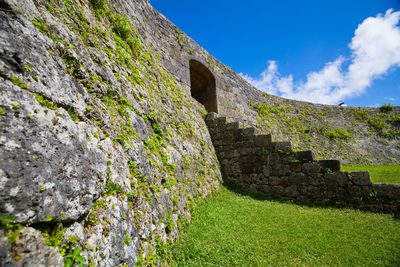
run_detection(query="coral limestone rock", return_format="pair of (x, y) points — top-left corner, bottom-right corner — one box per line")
(0, 0), (398, 265)
(0, 85), (107, 224)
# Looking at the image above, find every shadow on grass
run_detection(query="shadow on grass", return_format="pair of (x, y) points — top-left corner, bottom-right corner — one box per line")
(222, 179), (400, 220)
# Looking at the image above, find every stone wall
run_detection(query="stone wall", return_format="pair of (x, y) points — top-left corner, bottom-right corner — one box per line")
(0, 0), (222, 265)
(206, 113), (400, 214)
(134, 4), (400, 165)
(0, 0), (399, 265)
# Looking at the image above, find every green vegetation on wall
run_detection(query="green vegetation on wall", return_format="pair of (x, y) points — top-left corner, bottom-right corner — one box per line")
(23, 0), (221, 265)
(248, 98), (399, 165)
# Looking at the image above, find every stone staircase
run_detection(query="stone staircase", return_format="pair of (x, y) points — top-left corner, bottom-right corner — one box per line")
(205, 112), (400, 214)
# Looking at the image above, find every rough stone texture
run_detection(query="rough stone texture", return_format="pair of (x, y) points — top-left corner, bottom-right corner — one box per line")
(206, 113), (400, 213)
(295, 151), (314, 163)
(349, 171), (372, 186)
(0, 0), (221, 265)
(0, 84), (107, 224)
(136, 0), (400, 165)
(319, 160), (341, 172)
(0, 227), (63, 266)
(77, 195), (139, 266)
(373, 183), (400, 199)
(0, 0), (399, 265)
(112, 0), (400, 166)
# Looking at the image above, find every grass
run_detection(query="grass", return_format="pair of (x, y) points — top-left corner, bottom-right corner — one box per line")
(342, 164), (400, 184)
(163, 187), (400, 266)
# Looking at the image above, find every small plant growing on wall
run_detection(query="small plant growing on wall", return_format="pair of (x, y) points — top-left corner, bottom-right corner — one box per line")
(64, 247), (86, 267)
(379, 103), (394, 113)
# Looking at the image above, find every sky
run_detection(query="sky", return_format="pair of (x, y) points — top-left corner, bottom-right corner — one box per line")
(150, 0), (400, 107)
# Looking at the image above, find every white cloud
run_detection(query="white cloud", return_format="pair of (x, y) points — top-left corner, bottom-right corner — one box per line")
(385, 96), (396, 101)
(240, 9), (400, 105)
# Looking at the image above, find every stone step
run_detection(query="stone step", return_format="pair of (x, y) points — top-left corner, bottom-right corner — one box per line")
(215, 116), (227, 124)
(372, 183), (400, 200)
(233, 127), (256, 142)
(204, 115), (398, 214)
(226, 121), (240, 130)
(295, 150), (314, 163)
(255, 134), (272, 147)
(242, 127), (256, 136)
(272, 141), (292, 153)
(205, 112), (218, 121)
(348, 171), (371, 186)
(318, 160), (341, 172)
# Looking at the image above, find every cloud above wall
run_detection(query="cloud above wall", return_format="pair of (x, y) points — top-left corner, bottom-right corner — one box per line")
(240, 9), (400, 105)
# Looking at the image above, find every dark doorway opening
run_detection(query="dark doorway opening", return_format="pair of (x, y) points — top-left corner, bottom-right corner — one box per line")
(189, 60), (218, 113)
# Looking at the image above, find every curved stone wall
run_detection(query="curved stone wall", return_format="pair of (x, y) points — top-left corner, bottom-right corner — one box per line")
(0, 0), (398, 265)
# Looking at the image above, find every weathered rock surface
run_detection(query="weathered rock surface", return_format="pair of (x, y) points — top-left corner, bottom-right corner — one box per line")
(0, 0), (398, 265)
(0, 0), (221, 265)
(0, 84), (107, 224)
(0, 227), (63, 267)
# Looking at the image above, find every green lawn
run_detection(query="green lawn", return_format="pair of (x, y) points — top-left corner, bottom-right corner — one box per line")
(163, 187), (400, 266)
(342, 164), (400, 184)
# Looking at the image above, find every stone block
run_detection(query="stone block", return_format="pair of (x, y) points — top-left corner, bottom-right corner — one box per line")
(238, 146), (253, 156)
(215, 116), (227, 124)
(349, 186), (363, 200)
(372, 183), (400, 200)
(361, 185), (373, 195)
(324, 172), (349, 186)
(249, 184), (259, 194)
(233, 129), (244, 142)
(318, 160), (341, 172)
(213, 145), (224, 154)
(243, 127), (256, 136)
(259, 184), (271, 194)
(213, 139), (224, 147)
(221, 166), (232, 177)
(253, 162), (263, 173)
(242, 175), (252, 184)
(279, 176), (291, 186)
(224, 136), (234, 145)
(215, 124), (227, 134)
(205, 112), (218, 121)
(302, 162), (320, 175)
(271, 164), (291, 176)
(255, 134), (272, 147)
(301, 185), (320, 198)
(268, 153), (279, 165)
(325, 183), (340, 198)
(231, 163), (242, 176)
(242, 135), (255, 143)
(257, 173), (268, 184)
(250, 173), (258, 183)
(226, 122), (240, 130)
(284, 184), (299, 198)
(289, 173), (307, 185)
(309, 174), (324, 186)
(223, 149), (239, 159)
(274, 141), (292, 154)
(348, 171), (371, 186)
(270, 185), (285, 197)
(269, 176), (280, 185)
(206, 120), (217, 129)
(240, 158), (256, 174)
(258, 148), (270, 161)
(262, 165), (270, 177)
(295, 151), (314, 163)
(289, 161), (302, 173)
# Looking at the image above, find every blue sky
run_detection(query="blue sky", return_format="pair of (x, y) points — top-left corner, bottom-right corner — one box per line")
(150, 0), (400, 107)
